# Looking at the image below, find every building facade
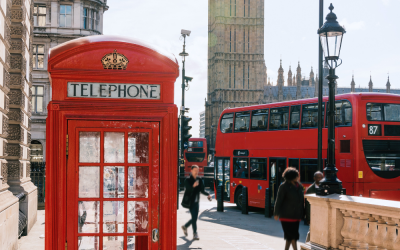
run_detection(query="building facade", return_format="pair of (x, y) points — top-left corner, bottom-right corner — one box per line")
(205, 0), (267, 149)
(31, 0), (108, 162)
(199, 110), (205, 138)
(0, 0), (37, 248)
(264, 60), (399, 102)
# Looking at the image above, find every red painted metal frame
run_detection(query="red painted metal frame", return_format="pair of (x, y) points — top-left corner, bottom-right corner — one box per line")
(46, 36), (179, 250)
(214, 93), (400, 206)
(67, 121), (159, 249)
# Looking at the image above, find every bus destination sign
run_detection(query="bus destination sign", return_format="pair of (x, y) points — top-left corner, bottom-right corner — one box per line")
(233, 150), (249, 156)
(67, 82), (160, 99)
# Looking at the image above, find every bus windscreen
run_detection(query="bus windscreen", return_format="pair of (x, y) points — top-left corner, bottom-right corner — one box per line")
(185, 153), (205, 162)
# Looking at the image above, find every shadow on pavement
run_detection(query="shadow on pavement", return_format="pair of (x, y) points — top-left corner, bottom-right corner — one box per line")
(198, 205), (309, 241)
(178, 236), (202, 249)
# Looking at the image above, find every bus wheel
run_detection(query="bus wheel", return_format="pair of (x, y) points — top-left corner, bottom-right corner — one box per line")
(235, 188), (243, 210)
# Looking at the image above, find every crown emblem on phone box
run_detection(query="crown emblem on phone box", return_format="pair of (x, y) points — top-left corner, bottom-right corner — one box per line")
(101, 50), (129, 70)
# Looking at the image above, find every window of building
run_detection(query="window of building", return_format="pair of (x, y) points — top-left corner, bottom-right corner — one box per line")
(233, 158), (248, 178)
(248, 0), (250, 17)
(244, 0), (246, 17)
(90, 10), (98, 30)
(229, 65), (232, 88)
(229, 30), (232, 52)
(243, 30), (245, 53)
(234, 64), (236, 88)
(300, 159), (318, 183)
(234, 111), (250, 132)
(326, 100), (352, 127)
(269, 107), (289, 130)
(234, 29), (236, 52)
(220, 113), (233, 133)
(34, 4), (46, 26)
(83, 8), (88, 29)
(247, 29), (250, 53)
(302, 103), (325, 129)
(247, 65), (250, 89)
(60, 5), (72, 27)
(31, 86), (44, 113)
(250, 158), (267, 179)
(290, 105), (301, 129)
(251, 109), (268, 131)
(33, 45), (45, 69)
(242, 65), (245, 88)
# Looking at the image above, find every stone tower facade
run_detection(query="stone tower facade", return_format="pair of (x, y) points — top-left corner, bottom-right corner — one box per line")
(386, 76), (390, 93)
(369, 76), (373, 92)
(287, 66), (292, 86)
(0, 0), (37, 248)
(205, 0), (267, 149)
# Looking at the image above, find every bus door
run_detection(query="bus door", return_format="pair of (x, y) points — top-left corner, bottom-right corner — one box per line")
(269, 158), (286, 207)
(247, 158), (268, 208)
(215, 158), (231, 201)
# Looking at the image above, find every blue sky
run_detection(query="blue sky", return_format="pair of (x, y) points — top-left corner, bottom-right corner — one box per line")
(104, 0), (400, 137)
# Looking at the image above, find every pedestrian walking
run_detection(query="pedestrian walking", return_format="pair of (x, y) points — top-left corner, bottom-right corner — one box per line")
(181, 165), (212, 240)
(274, 167), (304, 250)
(305, 171), (323, 225)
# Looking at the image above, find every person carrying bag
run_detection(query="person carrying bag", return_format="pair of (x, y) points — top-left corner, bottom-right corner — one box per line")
(181, 165), (212, 240)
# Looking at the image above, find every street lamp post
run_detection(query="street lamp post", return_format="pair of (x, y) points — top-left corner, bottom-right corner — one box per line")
(178, 29), (191, 209)
(317, 3), (346, 196)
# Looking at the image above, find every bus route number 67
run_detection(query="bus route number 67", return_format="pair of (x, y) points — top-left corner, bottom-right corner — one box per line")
(368, 124), (381, 136)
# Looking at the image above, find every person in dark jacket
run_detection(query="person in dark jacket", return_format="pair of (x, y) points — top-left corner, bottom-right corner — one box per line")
(181, 165), (211, 240)
(305, 171), (323, 225)
(274, 167), (304, 250)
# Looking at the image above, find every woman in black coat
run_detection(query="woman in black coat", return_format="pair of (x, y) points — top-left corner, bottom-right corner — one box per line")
(274, 167), (304, 250)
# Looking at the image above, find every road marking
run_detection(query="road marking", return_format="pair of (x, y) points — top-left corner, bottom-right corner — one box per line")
(219, 236), (276, 250)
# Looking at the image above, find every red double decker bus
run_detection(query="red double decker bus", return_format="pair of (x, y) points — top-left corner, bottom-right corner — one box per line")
(180, 138), (213, 188)
(214, 93), (400, 210)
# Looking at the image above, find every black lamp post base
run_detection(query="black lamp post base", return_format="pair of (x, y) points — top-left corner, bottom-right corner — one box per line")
(316, 181), (343, 196)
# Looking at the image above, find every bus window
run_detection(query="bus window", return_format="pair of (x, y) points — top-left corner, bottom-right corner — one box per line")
(289, 158), (299, 170)
(220, 113), (234, 133)
(234, 112), (250, 132)
(185, 153), (205, 162)
(326, 100), (352, 127)
(233, 158), (248, 178)
(290, 106), (301, 129)
(250, 158), (267, 179)
(300, 159), (318, 183)
(251, 109), (268, 131)
(366, 103), (383, 121)
(363, 140), (400, 179)
(188, 141), (203, 147)
(384, 104), (400, 121)
(302, 103), (325, 129)
(269, 107), (289, 130)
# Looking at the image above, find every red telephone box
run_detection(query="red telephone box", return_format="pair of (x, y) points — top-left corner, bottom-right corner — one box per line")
(45, 36), (179, 250)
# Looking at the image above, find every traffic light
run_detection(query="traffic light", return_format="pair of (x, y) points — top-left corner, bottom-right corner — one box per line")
(181, 116), (192, 148)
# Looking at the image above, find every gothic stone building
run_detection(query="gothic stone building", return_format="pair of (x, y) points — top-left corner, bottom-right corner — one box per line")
(31, 0), (108, 163)
(205, 0), (267, 149)
(264, 60), (400, 103)
(0, 0), (36, 248)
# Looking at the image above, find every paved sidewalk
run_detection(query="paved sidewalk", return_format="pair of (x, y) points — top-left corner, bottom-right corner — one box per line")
(19, 210), (45, 250)
(18, 190), (308, 249)
(177, 190), (309, 250)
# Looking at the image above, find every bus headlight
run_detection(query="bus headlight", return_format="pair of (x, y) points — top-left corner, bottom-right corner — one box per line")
(362, 124), (366, 128)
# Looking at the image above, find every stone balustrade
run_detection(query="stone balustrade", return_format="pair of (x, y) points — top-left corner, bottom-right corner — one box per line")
(301, 194), (400, 250)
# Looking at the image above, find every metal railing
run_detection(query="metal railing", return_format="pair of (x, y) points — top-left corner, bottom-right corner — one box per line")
(31, 162), (45, 209)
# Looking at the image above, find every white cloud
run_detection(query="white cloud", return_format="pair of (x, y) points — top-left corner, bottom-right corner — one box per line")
(340, 18), (365, 31)
(381, 0), (390, 5)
